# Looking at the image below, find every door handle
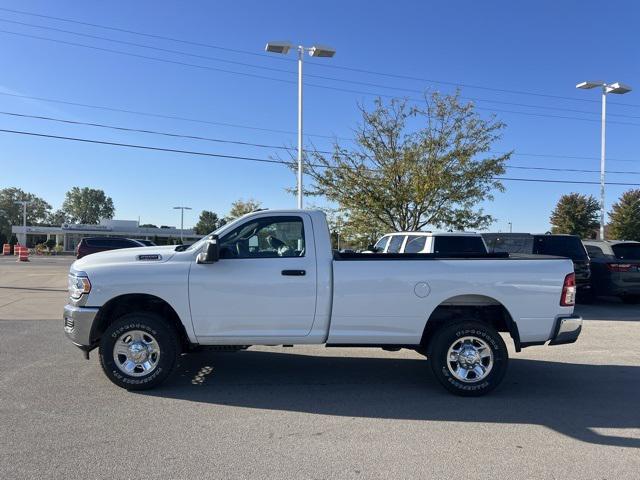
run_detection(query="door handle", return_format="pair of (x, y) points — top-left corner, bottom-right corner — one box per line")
(281, 269), (306, 276)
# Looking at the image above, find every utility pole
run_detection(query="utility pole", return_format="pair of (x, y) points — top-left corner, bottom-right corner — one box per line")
(14, 200), (31, 246)
(173, 206), (192, 242)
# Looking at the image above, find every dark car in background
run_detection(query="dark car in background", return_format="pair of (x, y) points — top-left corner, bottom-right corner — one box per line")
(76, 237), (145, 259)
(583, 240), (640, 303)
(137, 239), (157, 246)
(483, 233), (592, 299)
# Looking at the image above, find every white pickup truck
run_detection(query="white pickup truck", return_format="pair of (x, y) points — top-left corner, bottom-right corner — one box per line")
(64, 209), (582, 396)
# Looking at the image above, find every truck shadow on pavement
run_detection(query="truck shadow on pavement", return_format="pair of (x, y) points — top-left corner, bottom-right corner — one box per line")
(141, 351), (640, 448)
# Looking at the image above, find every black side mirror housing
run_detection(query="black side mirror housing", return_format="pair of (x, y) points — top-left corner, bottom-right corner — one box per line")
(197, 235), (220, 264)
(367, 244), (378, 252)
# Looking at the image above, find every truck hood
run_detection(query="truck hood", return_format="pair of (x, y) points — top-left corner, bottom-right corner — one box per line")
(73, 245), (178, 270)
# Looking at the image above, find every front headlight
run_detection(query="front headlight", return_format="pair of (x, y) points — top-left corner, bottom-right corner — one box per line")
(68, 274), (91, 299)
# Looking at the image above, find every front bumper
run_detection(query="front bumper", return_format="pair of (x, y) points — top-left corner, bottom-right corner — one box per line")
(63, 304), (99, 349)
(549, 314), (582, 346)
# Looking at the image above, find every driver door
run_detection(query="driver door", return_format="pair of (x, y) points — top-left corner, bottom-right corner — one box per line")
(188, 214), (317, 340)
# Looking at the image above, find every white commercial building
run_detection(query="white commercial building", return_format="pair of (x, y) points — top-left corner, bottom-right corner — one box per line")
(12, 219), (200, 251)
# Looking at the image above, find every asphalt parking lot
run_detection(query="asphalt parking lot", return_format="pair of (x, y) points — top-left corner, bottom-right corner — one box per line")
(1, 255), (638, 479)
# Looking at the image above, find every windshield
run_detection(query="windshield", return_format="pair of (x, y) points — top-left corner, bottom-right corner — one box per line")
(612, 243), (640, 260)
(185, 216), (246, 252)
(533, 236), (587, 260)
(482, 234), (533, 254)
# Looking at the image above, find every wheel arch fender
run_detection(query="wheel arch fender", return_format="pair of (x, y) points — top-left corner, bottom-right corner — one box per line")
(91, 293), (194, 350)
(420, 294), (521, 353)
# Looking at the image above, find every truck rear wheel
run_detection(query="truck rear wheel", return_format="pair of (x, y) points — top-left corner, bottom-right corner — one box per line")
(99, 312), (179, 390)
(429, 321), (508, 396)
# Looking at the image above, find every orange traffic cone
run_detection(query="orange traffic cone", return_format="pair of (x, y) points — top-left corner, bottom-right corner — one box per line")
(17, 246), (29, 262)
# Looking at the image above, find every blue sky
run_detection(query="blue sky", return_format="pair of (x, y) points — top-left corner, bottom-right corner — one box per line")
(0, 0), (638, 232)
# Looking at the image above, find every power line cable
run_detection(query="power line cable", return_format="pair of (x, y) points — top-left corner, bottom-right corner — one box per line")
(3, 17), (639, 120)
(2, 6), (638, 108)
(2, 109), (639, 174)
(0, 6), (283, 61)
(0, 110), (318, 152)
(0, 91), (345, 140)
(0, 98), (635, 162)
(2, 28), (640, 127)
(2, 127), (640, 186)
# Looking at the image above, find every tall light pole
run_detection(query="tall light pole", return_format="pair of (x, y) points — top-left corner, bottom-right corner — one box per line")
(14, 200), (31, 246)
(173, 206), (192, 242)
(265, 41), (336, 209)
(576, 81), (632, 240)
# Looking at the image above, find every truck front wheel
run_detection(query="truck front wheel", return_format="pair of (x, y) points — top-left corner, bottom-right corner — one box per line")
(429, 321), (508, 396)
(99, 312), (179, 390)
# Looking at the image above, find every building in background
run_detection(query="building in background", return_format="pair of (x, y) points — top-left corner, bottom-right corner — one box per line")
(12, 219), (200, 251)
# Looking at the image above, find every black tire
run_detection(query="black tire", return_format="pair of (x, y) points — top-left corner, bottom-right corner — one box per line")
(99, 312), (179, 391)
(429, 321), (508, 397)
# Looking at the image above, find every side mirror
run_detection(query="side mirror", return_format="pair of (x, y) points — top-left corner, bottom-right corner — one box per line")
(197, 235), (220, 264)
(367, 244), (378, 252)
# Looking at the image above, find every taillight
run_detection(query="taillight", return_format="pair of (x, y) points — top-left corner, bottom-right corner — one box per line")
(607, 263), (632, 272)
(560, 273), (576, 306)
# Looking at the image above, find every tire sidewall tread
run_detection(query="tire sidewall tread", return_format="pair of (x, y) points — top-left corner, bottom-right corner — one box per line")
(99, 312), (179, 391)
(429, 321), (508, 397)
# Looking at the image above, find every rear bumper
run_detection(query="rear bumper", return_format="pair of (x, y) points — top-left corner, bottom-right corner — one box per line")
(63, 304), (99, 350)
(549, 314), (582, 346)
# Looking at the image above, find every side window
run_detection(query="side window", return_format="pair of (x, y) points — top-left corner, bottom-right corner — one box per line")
(88, 238), (109, 248)
(386, 235), (405, 253)
(113, 239), (130, 248)
(404, 236), (427, 253)
(219, 216), (305, 259)
(434, 236), (487, 254)
(585, 245), (604, 258)
(373, 235), (390, 252)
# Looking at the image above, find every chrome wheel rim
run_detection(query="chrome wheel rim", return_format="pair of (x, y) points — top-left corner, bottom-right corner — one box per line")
(113, 330), (161, 377)
(446, 336), (493, 383)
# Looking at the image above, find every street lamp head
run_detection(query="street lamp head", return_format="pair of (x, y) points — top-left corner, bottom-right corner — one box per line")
(576, 81), (604, 89)
(607, 82), (632, 95)
(309, 45), (336, 58)
(265, 41), (293, 55)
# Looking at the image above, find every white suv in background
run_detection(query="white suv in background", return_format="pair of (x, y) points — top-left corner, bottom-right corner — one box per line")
(372, 232), (488, 254)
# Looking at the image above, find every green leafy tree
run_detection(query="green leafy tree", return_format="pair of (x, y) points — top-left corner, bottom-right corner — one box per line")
(139, 223), (158, 228)
(227, 198), (262, 220)
(298, 92), (510, 236)
(0, 187), (52, 241)
(62, 187), (115, 224)
(194, 210), (224, 235)
(45, 209), (70, 226)
(550, 193), (599, 237)
(609, 189), (640, 240)
(322, 207), (385, 249)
